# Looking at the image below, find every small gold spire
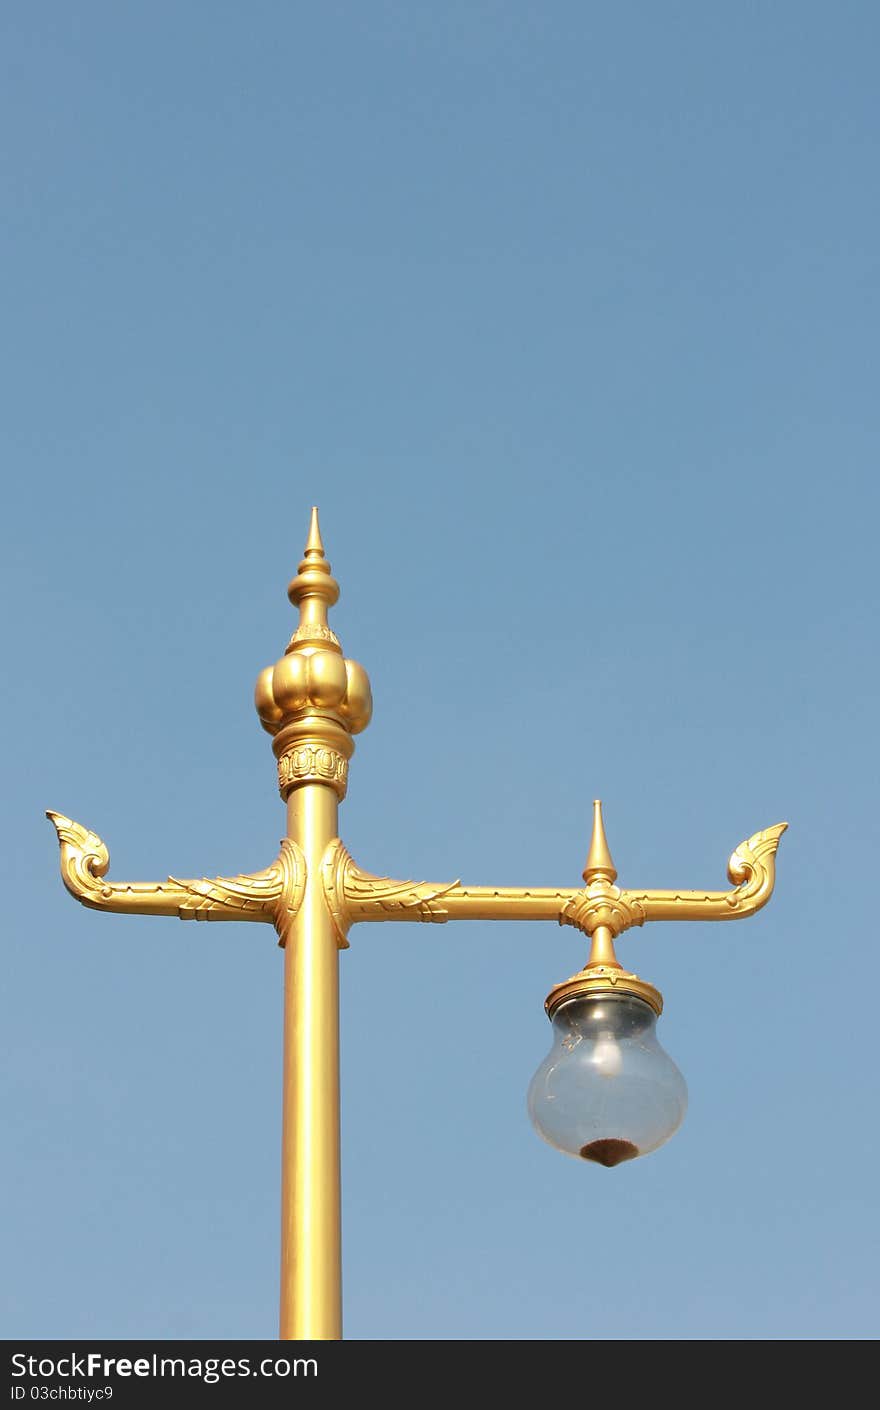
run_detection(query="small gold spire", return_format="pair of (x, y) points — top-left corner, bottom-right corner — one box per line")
(583, 800), (618, 885)
(295, 506), (332, 580)
(303, 506), (325, 562)
(287, 506), (340, 621)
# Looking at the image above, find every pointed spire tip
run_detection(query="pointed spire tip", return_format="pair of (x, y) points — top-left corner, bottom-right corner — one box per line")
(304, 505), (325, 558)
(583, 799), (618, 884)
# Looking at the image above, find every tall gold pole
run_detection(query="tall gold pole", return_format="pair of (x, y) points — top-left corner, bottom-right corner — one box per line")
(257, 508), (373, 1340)
(281, 780), (341, 1339)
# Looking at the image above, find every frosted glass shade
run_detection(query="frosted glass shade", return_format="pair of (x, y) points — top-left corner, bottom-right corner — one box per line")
(528, 992), (687, 1166)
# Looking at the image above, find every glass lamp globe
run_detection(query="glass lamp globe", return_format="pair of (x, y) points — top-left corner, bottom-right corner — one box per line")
(528, 989), (687, 1167)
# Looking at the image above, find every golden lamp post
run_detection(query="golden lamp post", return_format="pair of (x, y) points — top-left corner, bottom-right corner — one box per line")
(49, 509), (787, 1341)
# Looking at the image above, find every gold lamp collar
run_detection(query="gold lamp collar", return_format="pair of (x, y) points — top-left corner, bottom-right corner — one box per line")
(545, 965), (663, 1018)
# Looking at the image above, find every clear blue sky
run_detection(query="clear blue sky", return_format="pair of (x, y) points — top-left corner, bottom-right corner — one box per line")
(3, 2), (878, 1340)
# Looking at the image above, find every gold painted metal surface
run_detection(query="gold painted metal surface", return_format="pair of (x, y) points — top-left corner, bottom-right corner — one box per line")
(623, 821), (788, 925)
(545, 960), (664, 1017)
(547, 804), (786, 1015)
(582, 799), (618, 883)
(48, 505), (788, 1343)
(320, 806), (787, 945)
(48, 510), (362, 1342)
(255, 507), (371, 801)
(320, 839), (572, 945)
(47, 811), (305, 929)
(257, 509), (357, 1339)
(548, 814), (663, 1012)
(280, 782), (342, 1340)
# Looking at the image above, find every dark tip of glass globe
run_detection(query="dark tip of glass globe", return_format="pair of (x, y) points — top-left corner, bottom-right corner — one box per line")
(579, 1138), (639, 1167)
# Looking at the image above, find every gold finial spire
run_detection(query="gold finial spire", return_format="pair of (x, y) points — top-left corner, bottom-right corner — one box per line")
(303, 505), (326, 562)
(582, 800), (618, 885)
(286, 505), (341, 634)
(255, 507), (373, 795)
(292, 505), (334, 586)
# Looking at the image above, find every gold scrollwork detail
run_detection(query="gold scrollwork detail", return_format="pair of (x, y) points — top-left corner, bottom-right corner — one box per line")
(310, 818), (787, 946)
(321, 839), (462, 947)
(272, 838), (309, 936)
(277, 744), (349, 800)
(559, 885), (646, 939)
(558, 821), (787, 938)
(623, 822), (788, 924)
(47, 811), (306, 933)
(286, 622), (341, 650)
